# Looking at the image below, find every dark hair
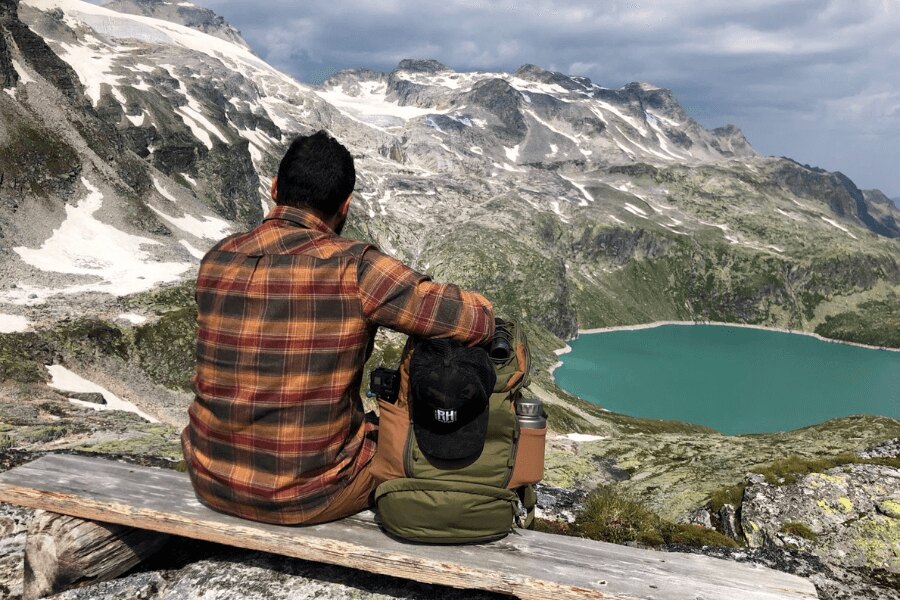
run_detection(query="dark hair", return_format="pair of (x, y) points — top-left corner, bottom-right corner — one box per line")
(275, 131), (355, 215)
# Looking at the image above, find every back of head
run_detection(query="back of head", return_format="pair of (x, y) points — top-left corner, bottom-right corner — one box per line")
(275, 131), (355, 215)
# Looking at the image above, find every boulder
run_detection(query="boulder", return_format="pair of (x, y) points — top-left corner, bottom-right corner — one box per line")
(687, 507), (712, 529)
(718, 504), (741, 540)
(741, 464), (900, 574)
(859, 437), (900, 459)
(66, 393), (106, 405)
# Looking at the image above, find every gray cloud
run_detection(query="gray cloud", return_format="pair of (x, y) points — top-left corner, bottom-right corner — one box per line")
(175, 1), (900, 194)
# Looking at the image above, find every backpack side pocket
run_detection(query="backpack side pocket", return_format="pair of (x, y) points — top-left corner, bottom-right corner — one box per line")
(507, 425), (546, 489)
(369, 399), (410, 483)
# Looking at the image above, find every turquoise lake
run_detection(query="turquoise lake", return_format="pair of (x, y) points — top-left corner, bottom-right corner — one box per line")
(554, 324), (900, 435)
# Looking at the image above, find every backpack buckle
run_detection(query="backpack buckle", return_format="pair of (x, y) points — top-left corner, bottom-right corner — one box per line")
(513, 497), (527, 527)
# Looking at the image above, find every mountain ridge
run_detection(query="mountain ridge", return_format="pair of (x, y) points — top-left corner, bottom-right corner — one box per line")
(102, 0), (250, 49)
(0, 0), (896, 336)
(0, 2), (897, 598)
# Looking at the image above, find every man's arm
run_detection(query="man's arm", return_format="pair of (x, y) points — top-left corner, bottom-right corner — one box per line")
(357, 247), (495, 346)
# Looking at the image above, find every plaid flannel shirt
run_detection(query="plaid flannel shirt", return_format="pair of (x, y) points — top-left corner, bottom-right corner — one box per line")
(181, 205), (495, 524)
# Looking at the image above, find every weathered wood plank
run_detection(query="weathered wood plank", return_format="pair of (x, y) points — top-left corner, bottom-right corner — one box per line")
(0, 455), (819, 600)
(23, 510), (169, 600)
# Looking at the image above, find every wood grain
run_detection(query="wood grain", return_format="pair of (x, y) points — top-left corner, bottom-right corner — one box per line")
(23, 510), (169, 600)
(0, 454), (818, 600)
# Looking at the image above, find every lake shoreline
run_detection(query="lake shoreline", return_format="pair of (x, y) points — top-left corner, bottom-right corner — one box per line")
(578, 321), (900, 353)
(548, 320), (899, 380)
(551, 321), (900, 434)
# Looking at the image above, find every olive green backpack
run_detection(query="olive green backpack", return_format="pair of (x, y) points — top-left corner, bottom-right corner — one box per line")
(369, 320), (546, 543)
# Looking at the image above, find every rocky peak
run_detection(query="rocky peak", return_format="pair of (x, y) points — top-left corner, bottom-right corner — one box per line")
(514, 63), (591, 91)
(861, 188), (896, 207)
(769, 159), (900, 237)
(709, 124), (754, 156)
(395, 58), (449, 74)
(458, 77), (526, 139)
(623, 82), (675, 107)
(103, 0), (250, 50)
(321, 67), (385, 91)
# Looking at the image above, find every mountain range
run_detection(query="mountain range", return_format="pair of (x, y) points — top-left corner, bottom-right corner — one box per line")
(0, 1), (898, 596)
(0, 0), (896, 415)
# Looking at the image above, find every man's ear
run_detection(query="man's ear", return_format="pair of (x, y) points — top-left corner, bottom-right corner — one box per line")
(339, 194), (352, 217)
(270, 177), (278, 201)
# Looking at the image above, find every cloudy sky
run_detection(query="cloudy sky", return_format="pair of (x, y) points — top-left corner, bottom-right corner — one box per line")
(198, 0), (899, 197)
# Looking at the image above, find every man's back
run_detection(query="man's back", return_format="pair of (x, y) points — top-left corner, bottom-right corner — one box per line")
(182, 204), (494, 524)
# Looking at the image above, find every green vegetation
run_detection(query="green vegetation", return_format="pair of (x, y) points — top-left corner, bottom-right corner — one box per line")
(598, 411), (718, 435)
(133, 307), (198, 391)
(0, 119), (80, 195)
(709, 483), (746, 513)
(16, 424), (70, 444)
(815, 299), (900, 348)
(49, 319), (130, 361)
(538, 485), (739, 549)
(541, 402), (596, 433)
(122, 280), (196, 315)
(751, 453), (900, 486)
(75, 433), (183, 462)
(0, 332), (52, 383)
(706, 451), (900, 519)
(780, 522), (818, 541)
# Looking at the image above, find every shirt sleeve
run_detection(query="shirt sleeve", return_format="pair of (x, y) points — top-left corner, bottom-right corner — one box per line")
(357, 247), (495, 346)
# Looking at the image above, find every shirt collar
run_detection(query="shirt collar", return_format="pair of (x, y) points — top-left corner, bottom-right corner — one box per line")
(263, 205), (334, 235)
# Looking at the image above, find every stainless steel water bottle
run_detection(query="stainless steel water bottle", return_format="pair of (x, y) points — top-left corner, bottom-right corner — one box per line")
(515, 396), (547, 429)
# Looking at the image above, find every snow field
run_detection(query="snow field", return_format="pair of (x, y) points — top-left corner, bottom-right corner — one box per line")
(46, 364), (158, 422)
(0, 313), (30, 333)
(316, 80), (445, 127)
(9, 179), (191, 302)
(151, 178), (231, 240)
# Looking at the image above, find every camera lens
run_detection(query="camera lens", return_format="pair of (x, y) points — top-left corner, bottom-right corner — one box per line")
(489, 337), (511, 362)
(489, 324), (513, 364)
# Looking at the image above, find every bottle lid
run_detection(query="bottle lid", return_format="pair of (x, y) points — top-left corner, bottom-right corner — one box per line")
(515, 398), (543, 417)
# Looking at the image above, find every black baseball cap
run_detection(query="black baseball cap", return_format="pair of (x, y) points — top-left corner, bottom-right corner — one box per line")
(409, 338), (497, 462)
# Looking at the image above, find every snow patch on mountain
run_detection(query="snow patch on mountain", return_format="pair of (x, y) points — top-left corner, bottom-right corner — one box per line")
(594, 100), (647, 136)
(316, 80), (445, 129)
(47, 364), (158, 422)
(150, 178), (231, 240)
(26, 0), (307, 105)
(0, 314), (30, 333)
(117, 312), (148, 325)
(10, 60), (35, 85)
(821, 216), (859, 240)
(55, 35), (125, 106)
(4, 179), (191, 304)
(179, 239), (206, 259)
(776, 208), (805, 222)
(508, 76), (571, 98)
(393, 69), (490, 90)
(560, 175), (594, 205)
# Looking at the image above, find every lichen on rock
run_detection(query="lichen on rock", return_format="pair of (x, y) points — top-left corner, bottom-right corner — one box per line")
(741, 463), (900, 575)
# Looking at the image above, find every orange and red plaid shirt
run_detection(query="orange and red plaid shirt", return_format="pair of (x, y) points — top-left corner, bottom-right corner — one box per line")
(181, 205), (494, 524)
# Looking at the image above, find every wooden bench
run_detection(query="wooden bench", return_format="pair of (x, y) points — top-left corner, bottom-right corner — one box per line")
(0, 454), (818, 599)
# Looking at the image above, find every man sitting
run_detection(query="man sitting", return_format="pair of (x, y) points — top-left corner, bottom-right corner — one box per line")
(181, 131), (495, 525)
